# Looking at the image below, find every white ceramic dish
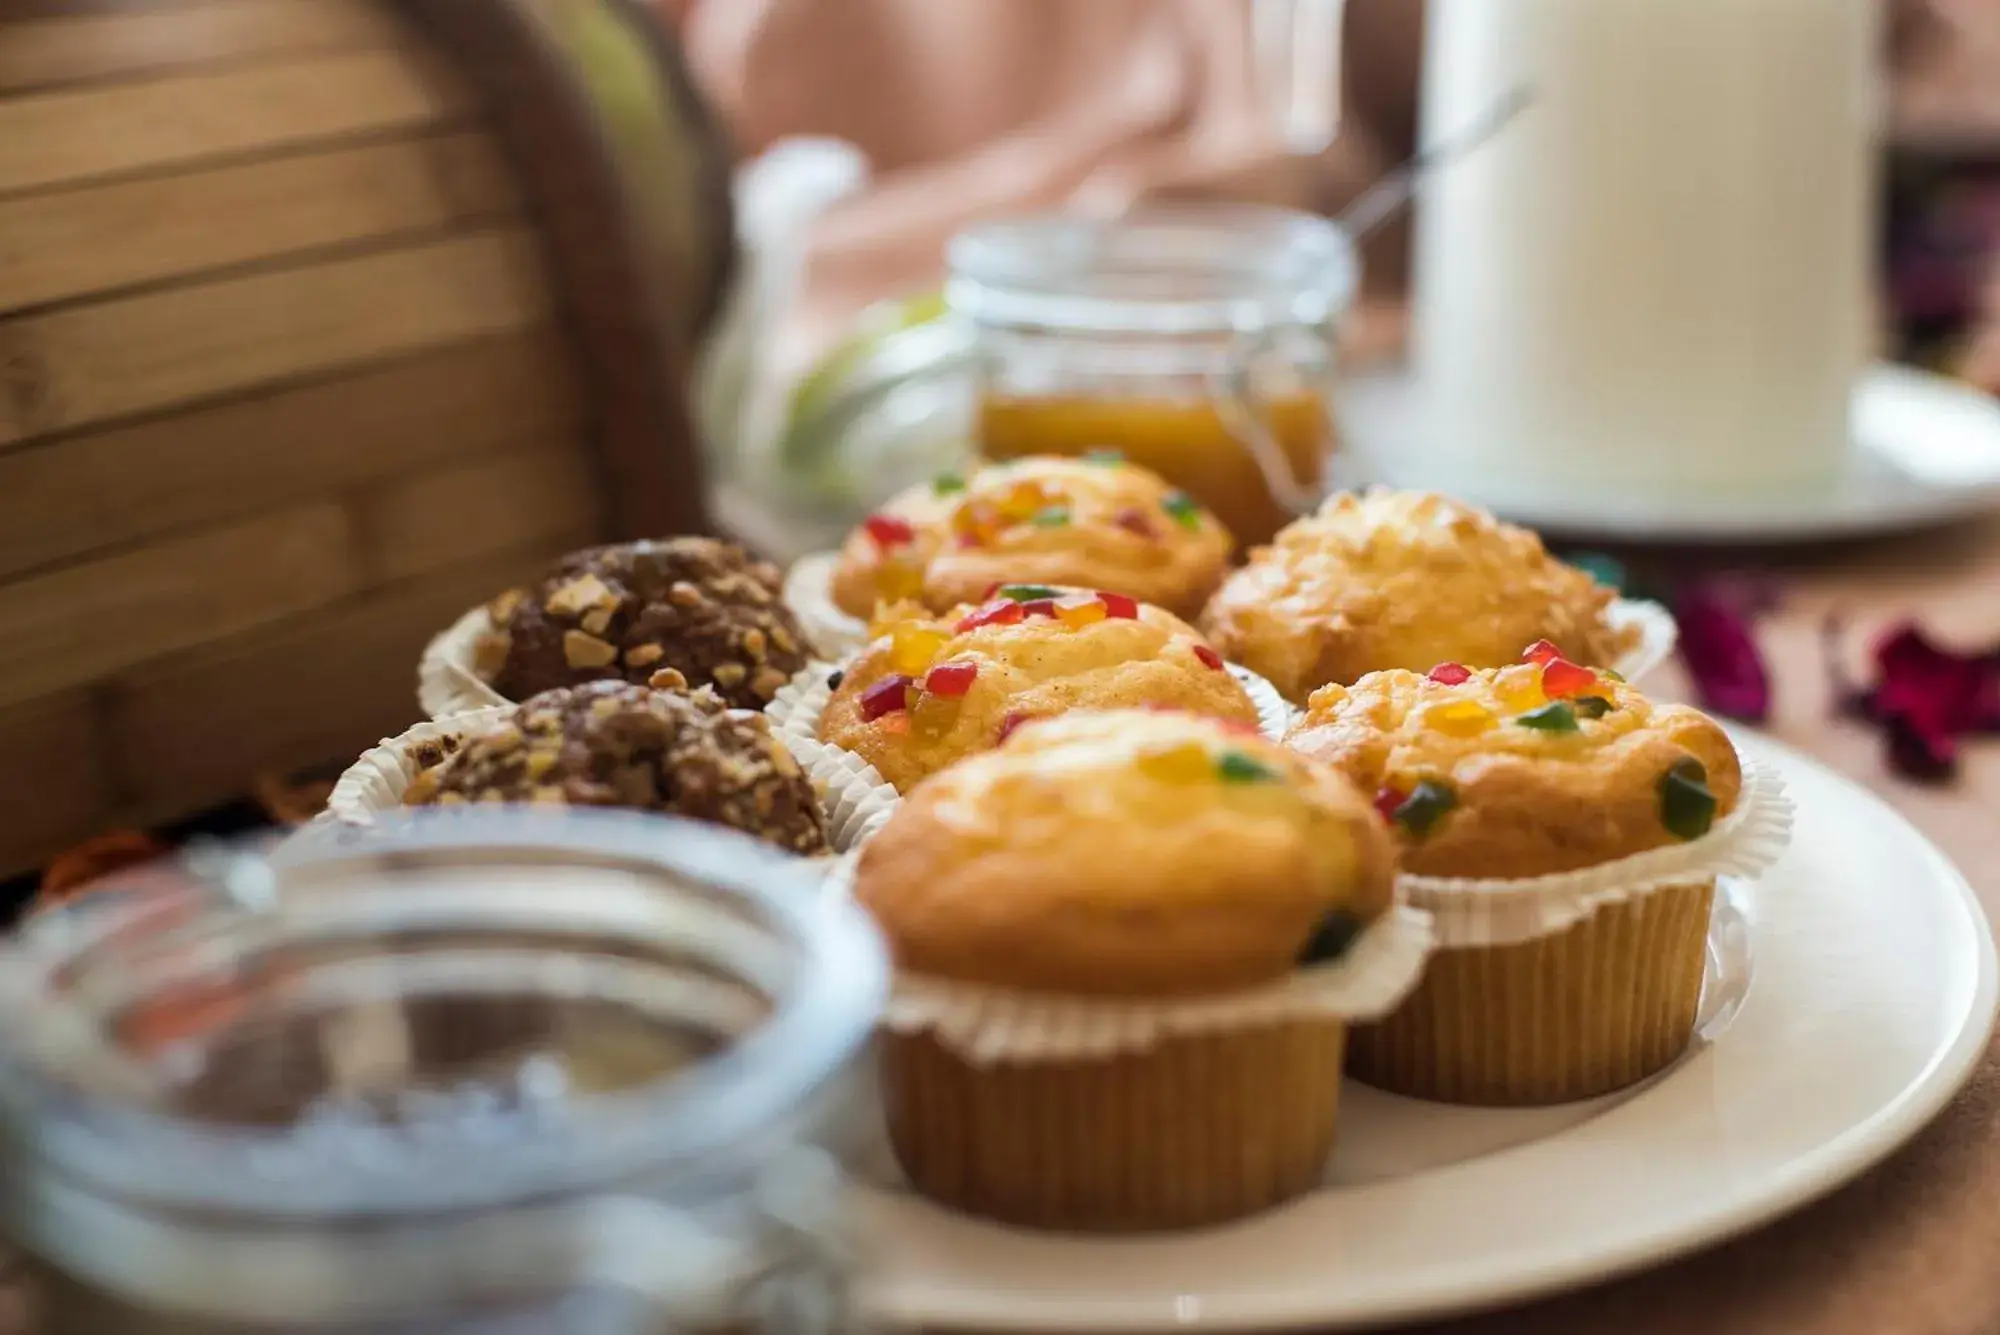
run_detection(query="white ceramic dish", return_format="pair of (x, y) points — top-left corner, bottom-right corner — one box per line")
(853, 728), (1998, 1331)
(1340, 363), (2000, 542)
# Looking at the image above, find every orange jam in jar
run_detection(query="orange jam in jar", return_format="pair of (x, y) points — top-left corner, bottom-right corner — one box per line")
(949, 208), (1354, 547)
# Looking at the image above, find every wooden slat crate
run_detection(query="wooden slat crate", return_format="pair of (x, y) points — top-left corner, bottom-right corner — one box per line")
(0, 0), (733, 875)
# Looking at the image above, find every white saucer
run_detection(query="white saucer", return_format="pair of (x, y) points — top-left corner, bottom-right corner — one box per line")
(853, 729), (1998, 1331)
(1339, 363), (2000, 542)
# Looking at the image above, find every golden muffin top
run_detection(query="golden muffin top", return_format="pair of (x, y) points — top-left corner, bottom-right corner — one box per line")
(854, 709), (1397, 997)
(818, 585), (1257, 793)
(1285, 653), (1741, 879)
(1199, 489), (1636, 703)
(829, 455), (1232, 621)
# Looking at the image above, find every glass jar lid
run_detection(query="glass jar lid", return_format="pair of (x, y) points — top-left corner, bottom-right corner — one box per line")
(946, 206), (1357, 336)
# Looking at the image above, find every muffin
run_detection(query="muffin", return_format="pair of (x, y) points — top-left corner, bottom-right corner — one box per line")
(816, 585), (1259, 793)
(1201, 489), (1637, 703)
(1286, 649), (1743, 1104)
(828, 455), (1231, 621)
(475, 538), (813, 710)
(854, 709), (1400, 1230)
(405, 678), (827, 855)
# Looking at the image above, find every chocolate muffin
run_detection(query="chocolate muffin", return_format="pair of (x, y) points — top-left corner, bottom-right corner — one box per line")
(477, 538), (814, 710)
(404, 679), (828, 855)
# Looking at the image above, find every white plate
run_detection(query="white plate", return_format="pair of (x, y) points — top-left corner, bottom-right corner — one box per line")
(853, 730), (1998, 1331)
(1340, 363), (2000, 543)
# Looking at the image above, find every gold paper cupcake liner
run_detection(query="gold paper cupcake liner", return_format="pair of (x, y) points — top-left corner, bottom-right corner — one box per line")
(1347, 879), (1714, 1105)
(880, 1020), (1348, 1232)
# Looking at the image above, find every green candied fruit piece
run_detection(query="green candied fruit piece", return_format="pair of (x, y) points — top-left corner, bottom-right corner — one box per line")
(1081, 448), (1125, 466)
(1216, 749), (1281, 784)
(1567, 551), (1628, 593)
(1392, 779), (1457, 837)
(1600, 667), (1627, 683)
(1658, 757), (1718, 840)
(1030, 505), (1071, 528)
(931, 471), (966, 495)
(996, 584), (1063, 602)
(1516, 701), (1579, 733)
(1160, 490), (1204, 531)
(1573, 695), (1613, 719)
(1295, 908), (1366, 966)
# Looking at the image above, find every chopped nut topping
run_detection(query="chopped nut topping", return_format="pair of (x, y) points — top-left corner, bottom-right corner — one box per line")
(579, 607), (613, 637)
(562, 630), (619, 670)
(524, 749), (557, 779)
(625, 643), (665, 668)
(743, 628), (768, 661)
(546, 573), (619, 618)
(488, 588), (527, 624)
(712, 663), (748, 687)
(648, 667), (690, 691)
(770, 626), (798, 656)
(668, 581), (705, 609)
(751, 667), (789, 699)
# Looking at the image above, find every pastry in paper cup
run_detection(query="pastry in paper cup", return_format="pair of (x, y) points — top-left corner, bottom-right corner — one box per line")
(418, 537), (816, 720)
(1286, 653), (1793, 1106)
(1200, 488), (1666, 702)
(766, 586), (1293, 797)
(848, 709), (1431, 1232)
(327, 682), (888, 855)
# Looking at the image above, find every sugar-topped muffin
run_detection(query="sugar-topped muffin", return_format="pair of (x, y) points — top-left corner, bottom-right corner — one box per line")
(1200, 489), (1636, 703)
(828, 454), (1231, 621)
(1286, 648), (1744, 1104)
(476, 538), (813, 710)
(817, 584), (1257, 793)
(405, 679), (826, 855)
(855, 709), (1398, 1229)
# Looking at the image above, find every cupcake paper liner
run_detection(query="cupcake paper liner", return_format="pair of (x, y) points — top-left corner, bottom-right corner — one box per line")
(782, 551), (869, 657)
(417, 605), (510, 719)
(1608, 597), (1678, 683)
(1397, 757), (1793, 951)
(322, 710), (889, 855)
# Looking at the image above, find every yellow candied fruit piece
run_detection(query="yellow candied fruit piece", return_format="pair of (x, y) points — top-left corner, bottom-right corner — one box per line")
(1055, 598), (1108, 629)
(993, 480), (1051, 523)
(1424, 699), (1496, 738)
(876, 558), (925, 602)
(1135, 741), (1215, 785)
(1495, 676), (1547, 714)
(890, 624), (948, 675)
(909, 691), (958, 742)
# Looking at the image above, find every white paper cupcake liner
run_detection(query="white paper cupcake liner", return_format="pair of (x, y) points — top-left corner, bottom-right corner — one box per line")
(1609, 597), (1678, 683)
(831, 895), (1435, 1065)
(417, 605), (511, 719)
(1399, 758), (1793, 950)
(322, 710), (886, 856)
(782, 551), (869, 657)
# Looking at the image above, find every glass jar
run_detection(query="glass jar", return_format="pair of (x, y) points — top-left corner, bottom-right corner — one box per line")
(947, 207), (1357, 546)
(0, 809), (887, 1335)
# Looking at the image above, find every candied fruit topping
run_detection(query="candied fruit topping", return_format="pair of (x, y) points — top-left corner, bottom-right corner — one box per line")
(1389, 780), (1457, 837)
(1082, 448), (1125, 466)
(951, 500), (1002, 547)
(1522, 639), (1562, 665)
(1515, 701), (1579, 733)
(1574, 695), (1613, 719)
(877, 712), (911, 735)
(1497, 675), (1549, 714)
(1427, 662), (1473, 685)
(1540, 658), (1599, 699)
(997, 584), (1062, 602)
(956, 598), (1025, 633)
(824, 669), (844, 690)
(996, 711), (1034, 743)
(909, 690), (957, 741)
(1097, 591), (1139, 619)
(1192, 644), (1225, 671)
(860, 675), (913, 720)
(1658, 757), (1718, 840)
(890, 624), (948, 675)
(1031, 506), (1071, 528)
(1296, 909), (1365, 966)
(924, 660), (978, 696)
(1055, 597), (1108, 629)
(995, 480), (1053, 523)
(1112, 508), (1157, 540)
(933, 471), (966, 495)
(1216, 750), (1281, 784)
(876, 558), (924, 601)
(1372, 785), (1406, 825)
(1426, 699), (1495, 737)
(863, 514), (915, 549)
(1137, 741), (1215, 785)
(1019, 598), (1060, 620)
(1161, 490), (1204, 531)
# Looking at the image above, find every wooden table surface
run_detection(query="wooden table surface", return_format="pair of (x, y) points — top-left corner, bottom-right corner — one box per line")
(4, 518), (1999, 1334)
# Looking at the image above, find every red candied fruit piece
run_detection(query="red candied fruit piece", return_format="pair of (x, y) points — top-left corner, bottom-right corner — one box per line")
(1097, 591), (1139, 619)
(1193, 644), (1224, 671)
(924, 660), (978, 697)
(1113, 508), (1157, 540)
(863, 514), (915, 549)
(1540, 658), (1598, 699)
(1020, 599), (1059, 619)
(859, 675), (913, 720)
(1373, 785), (1406, 825)
(996, 711), (1035, 743)
(955, 599), (1025, 633)
(1427, 662), (1472, 685)
(1522, 639), (1562, 665)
